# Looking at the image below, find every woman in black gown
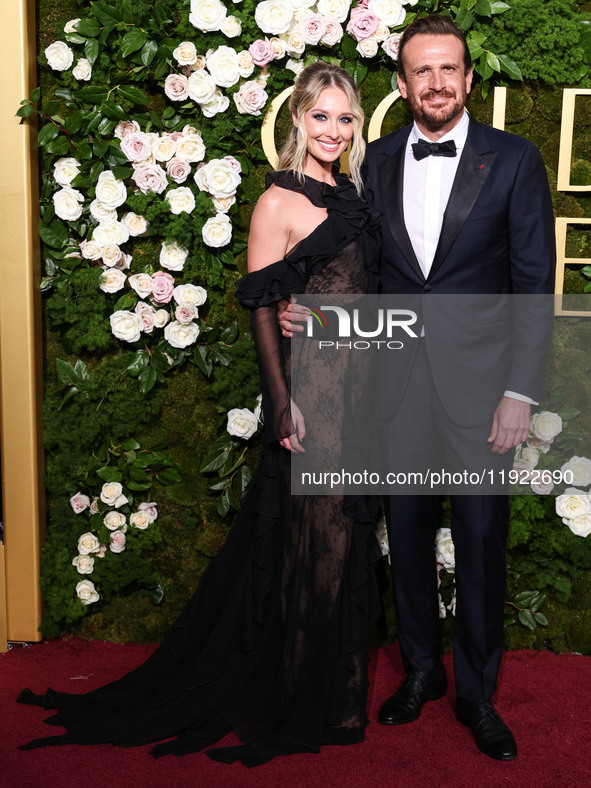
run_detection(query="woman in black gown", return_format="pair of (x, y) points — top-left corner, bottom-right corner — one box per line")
(19, 62), (381, 766)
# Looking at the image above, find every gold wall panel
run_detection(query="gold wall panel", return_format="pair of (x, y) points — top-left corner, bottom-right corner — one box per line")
(0, 0), (44, 643)
(554, 217), (591, 316)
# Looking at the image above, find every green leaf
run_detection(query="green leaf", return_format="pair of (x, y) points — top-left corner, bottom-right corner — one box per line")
(518, 609), (536, 630)
(138, 366), (158, 394)
(75, 17), (101, 37)
(59, 387), (79, 410)
(30, 87), (41, 103)
(39, 221), (66, 249)
(102, 100), (128, 120)
(534, 613), (548, 626)
(354, 63), (368, 86)
(117, 85), (149, 105)
(200, 438), (233, 474)
(556, 405), (580, 421)
(64, 110), (84, 134)
(56, 359), (80, 386)
(38, 123), (59, 146)
(217, 489), (230, 517)
(209, 477), (231, 491)
(158, 468), (182, 485)
(238, 464), (252, 492)
(340, 35), (358, 60)
(490, 1), (510, 13)
(141, 40), (158, 66)
(46, 136), (71, 156)
(113, 293), (138, 311)
(486, 52), (501, 73)
(454, 8), (474, 31)
(85, 38), (100, 65)
(74, 359), (89, 380)
(219, 250), (235, 267)
(96, 465), (123, 483)
(474, 0), (492, 16)
(90, 1), (121, 25)
(154, 59), (169, 80)
(193, 345), (213, 377)
(74, 85), (110, 104)
(16, 104), (34, 118)
(497, 53), (522, 81)
(121, 29), (148, 59)
(220, 322), (238, 344)
(65, 34), (87, 45)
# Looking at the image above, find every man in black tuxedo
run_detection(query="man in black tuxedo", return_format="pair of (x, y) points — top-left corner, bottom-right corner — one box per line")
(364, 15), (555, 760)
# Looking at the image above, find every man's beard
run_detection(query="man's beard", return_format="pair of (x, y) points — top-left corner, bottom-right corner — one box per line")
(413, 91), (465, 131)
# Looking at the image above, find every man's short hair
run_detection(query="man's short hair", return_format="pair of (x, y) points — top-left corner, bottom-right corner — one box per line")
(397, 15), (472, 78)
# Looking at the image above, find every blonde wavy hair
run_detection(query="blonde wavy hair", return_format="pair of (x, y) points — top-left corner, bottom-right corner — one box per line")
(276, 61), (366, 193)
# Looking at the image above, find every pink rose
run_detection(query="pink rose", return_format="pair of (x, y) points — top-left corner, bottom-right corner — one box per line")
(299, 13), (326, 46)
(233, 81), (269, 116)
(120, 132), (153, 162)
(166, 157), (192, 184)
(151, 271), (175, 304)
(224, 155), (242, 174)
(114, 120), (140, 139)
(138, 501), (158, 520)
(70, 492), (90, 513)
(531, 478), (554, 495)
(164, 74), (190, 102)
(175, 303), (199, 324)
(132, 164), (168, 194)
(89, 497), (99, 515)
(97, 544), (107, 558)
(249, 38), (276, 67)
(382, 33), (402, 61)
(346, 8), (380, 41)
(109, 531), (126, 553)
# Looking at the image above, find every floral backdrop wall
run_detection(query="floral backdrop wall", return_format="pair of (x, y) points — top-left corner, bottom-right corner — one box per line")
(24, 0), (591, 651)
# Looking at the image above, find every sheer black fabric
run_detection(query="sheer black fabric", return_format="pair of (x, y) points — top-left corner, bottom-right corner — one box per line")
(18, 171), (381, 766)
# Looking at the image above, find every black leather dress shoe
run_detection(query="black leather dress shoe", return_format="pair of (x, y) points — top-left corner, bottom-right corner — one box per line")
(378, 664), (447, 725)
(455, 698), (517, 760)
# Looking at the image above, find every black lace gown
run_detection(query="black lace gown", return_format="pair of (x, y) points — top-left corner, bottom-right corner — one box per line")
(18, 171), (382, 767)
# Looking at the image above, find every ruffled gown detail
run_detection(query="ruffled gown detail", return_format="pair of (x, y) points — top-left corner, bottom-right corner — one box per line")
(18, 171), (382, 766)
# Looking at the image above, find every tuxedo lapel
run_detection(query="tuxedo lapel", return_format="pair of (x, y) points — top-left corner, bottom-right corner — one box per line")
(429, 125), (498, 280)
(378, 145), (423, 280)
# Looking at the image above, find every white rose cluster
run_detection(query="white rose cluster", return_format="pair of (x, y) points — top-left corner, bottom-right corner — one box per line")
(556, 488), (591, 538)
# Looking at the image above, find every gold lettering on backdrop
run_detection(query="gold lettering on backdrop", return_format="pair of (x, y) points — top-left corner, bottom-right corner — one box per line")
(554, 218), (591, 316)
(557, 88), (591, 192)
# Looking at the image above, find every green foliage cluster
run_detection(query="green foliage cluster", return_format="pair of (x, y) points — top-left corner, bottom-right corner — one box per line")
(474, 0), (591, 84)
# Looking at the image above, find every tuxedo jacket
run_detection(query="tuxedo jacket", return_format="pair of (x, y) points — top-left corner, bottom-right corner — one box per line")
(364, 116), (556, 427)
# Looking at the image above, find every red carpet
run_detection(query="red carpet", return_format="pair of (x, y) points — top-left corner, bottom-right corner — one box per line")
(1, 639), (590, 788)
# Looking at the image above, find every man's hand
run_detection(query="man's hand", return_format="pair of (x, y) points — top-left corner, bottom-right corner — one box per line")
(279, 398), (306, 453)
(278, 297), (309, 338)
(487, 397), (530, 455)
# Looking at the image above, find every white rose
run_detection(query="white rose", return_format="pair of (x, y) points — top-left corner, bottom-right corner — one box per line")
(255, 0), (294, 35)
(527, 437), (552, 454)
(53, 157), (80, 186)
(164, 74), (190, 102)
(164, 320), (200, 348)
(173, 41), (199, 65)
(70, 492), (90, 513)
(531, 476), (554, 495)
(222, 15), (242, 37)
(286, 58), (305, 76)
(173, 283), (208, 306)
(561, 456), (591, 488)
(72, 58), (92, 81)
(176, 303), (199, 324)
(299, 12), (326, 45)
(135, 302), (156, 333)
(130, 511), (153, 530)
(321, 19), (343, 46)
(109, 531), (127, 553)
(190, 0), (227, 32)
(92, 220), (130, 245)
(187, 69), (217, 104)
(100, 268), (127, 293)
(212, 195), (236, 213)
(202, 213), (232, 247)
(175, 133), (206, 163)
(269, 36), (287, 59)
(153, 309), (170, 328)
(197, 158), (241, 197)
(435, 527), (455, 571)
(53, 188), (84, 221)
(78, 532), (101, 555)
(121, 212), (148, 236)
(227, 407), (258, 439)
(529, 411), (563, 442)
(45, 40), (74, 71)
(513, 445), (540, 473)
(120, 132), (153, 163)
(103, 510), (127, 531)
(316, 0), (351, 23)
(283, 29), (306, 57)
(131, 164), (168, 195)
(116, 252), (132, 270)
(95, 170), (127, 209)
(110, 310), (143, 343)
(152, 135), (177, 162)
(99, 481), (127, 507)
(254, 393), (263, 422)
(64, 18), (81, 33)
(160, 241), (189, 272)
(373, 22), (389, 42)
(292, 0), (316, 8)
(101, 244), (123, 268)
(233, 81), (269, 116)
(367, 0), (405, 27)
(237, 50), (255, 77)
(206, 46), (240, 87)
(565, 513), (591, 538)
(89, 199), (117, 223)
(167, 186), (196, 214)
(80, 239), (104, 260)
(72, 554), (94, 575)
(128, 273), (154, 299)
(356, 37), (379, 58)
(555, 488), (591, 520)
(201, 90), (230, 118)
(76, 579), (100, 605)
(166, 157), (192, 184)
(382, 33), (402, 60)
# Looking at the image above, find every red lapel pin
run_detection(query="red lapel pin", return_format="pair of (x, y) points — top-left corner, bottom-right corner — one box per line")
(478, 164), (485, 170)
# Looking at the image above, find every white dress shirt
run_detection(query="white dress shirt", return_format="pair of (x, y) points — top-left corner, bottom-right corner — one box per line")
(402, 110), (534, 405)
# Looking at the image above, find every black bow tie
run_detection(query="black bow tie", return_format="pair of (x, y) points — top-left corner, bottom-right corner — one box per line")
(411, 139), (457, 160)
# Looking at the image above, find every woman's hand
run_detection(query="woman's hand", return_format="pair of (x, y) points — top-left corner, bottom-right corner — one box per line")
(278, 297), (309, 338)
(279, 399), (306, 453)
